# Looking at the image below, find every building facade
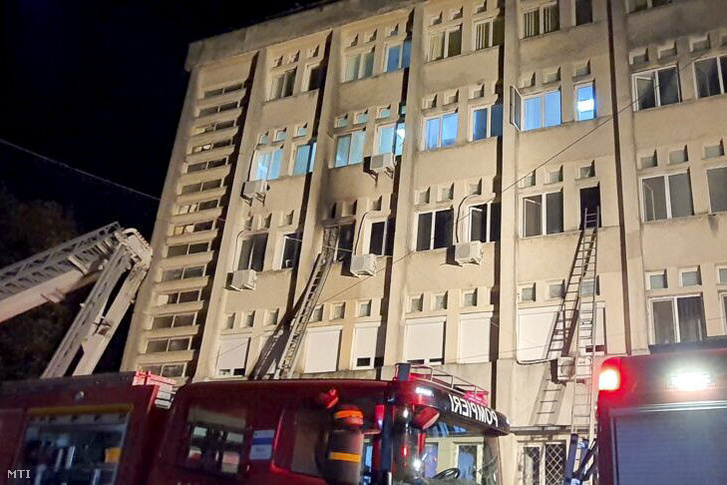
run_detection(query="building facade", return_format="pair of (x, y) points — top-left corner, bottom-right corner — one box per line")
(121, 0), (727, 482)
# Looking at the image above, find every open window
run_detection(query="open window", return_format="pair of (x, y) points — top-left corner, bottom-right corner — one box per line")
(416, 209), (453, 251)
(238, 234), (268, 272)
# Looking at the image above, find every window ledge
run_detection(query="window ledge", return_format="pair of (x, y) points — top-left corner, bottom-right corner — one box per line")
(519, 117), (600, 135)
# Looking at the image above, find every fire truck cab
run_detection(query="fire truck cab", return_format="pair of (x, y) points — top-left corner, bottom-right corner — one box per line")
(150, 364), (509, 484)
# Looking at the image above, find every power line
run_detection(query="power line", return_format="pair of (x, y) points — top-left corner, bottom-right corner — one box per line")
(0, 136), (161, 201)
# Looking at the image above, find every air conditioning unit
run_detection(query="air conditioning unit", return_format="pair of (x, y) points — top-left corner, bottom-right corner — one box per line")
(350, 254), (377, 277)
(230, 269), (257, 290)
(454, 241), (483, 265)
(242, 180), (268, 199)
(369, 153), (395, 174)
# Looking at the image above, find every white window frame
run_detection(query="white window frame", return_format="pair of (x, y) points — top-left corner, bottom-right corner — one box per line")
(403, 317), (445, 365)
(427, 25), (463, 62)
(546, 280), (565, 300)
(679, 267), (701, 287)
(385, 40), (411, 72)
(521, 89), (562, 131)
(521, 191), (563, 237)
(351, 322), (381, 370)
(519, 283), (536, 303)
(334, 129), (366, 167)
(632, 66), (681, 111)
(254, 148), (284, 181)
(375, 122), (406, 155)
(331, 302), (346, 320)
(466, 202), (495, 243)
(366, 218), (393, 256)
(640, 171), (693, 222)
(717, 265), (727, 285)
(470, 104), (500, 141)
(521, 441), (567, 485)
(574, 82), (596, 121)
(522, 2), (559, 39)
(423, 111), (458, 150)
(415, 208), (453, 251)
(343, 49), (375, 82)
(649, 294), (705, 344)
(270, 68), (296, 100)
(720, 292), (727, 334)
(646, 270), (668, 290)
(473, 19), (495, 50)
(693, 55), (727, 98)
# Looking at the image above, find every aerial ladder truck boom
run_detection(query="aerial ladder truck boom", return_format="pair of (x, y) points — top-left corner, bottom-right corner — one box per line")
(0, 222), (151, 378)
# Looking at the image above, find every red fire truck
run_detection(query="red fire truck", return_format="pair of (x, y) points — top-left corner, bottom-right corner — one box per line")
(595, 340), (727, 484)
(0, 364), (509, 484)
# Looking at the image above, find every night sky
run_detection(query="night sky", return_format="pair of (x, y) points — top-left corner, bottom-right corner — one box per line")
(0, 0), (326, 236)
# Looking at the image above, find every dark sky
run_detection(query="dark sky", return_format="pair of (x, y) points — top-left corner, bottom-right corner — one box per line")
(0, 0), (325, 236)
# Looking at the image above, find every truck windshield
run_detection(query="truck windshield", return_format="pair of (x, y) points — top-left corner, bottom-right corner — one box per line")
(391, 405), (500, 485)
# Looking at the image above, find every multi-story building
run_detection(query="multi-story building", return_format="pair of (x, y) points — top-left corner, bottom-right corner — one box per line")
(121, 0), (727, 482)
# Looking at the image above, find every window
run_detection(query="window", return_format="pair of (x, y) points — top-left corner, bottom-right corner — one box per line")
(186, 158), (227, 173)
(354, 111), (369, 125)
(428, 26), (462, 61)
(718, 267), (727, 285)
(146, 337), (191, 353)
(548, 281), (565, 299)
(651, 295), (706, 344)
(472, 104), (504, 140)
(410, 294), (424, 312)
(468, 203), (500, 242)
(369, 219), (395, 256)
(311, 305), (323, 322)
(386, 40), (411, 72)
(425, 112), (458, 150)
(161, 265), (205, 282)
(705, 141), (725, 159)
(152, 313), (196, 329)
(523, 90), (561, 131)
(353, 326), (381, 369)
(181, 179), (223, 195)
(376, 122), (406, 155)
(523, 3), (559, 38)
(358, 300), (372, 317)
(344, 50), (374, 81)
(474, 20), (494, 50)
(547, 167), (563, 184)
(335, 131), (365, 167)
(416, 209), (453, 251)
(640, 151), (657, 169)
(305, 63), (324, 91)
(642, 173), (693, 221)
(140, 362), (186, 378)
(238, 234), (268, 272)
(217, 337), (250, 377)
(520, 284), (536, 302)
(293, 142), (316, 175)
(575, 83), (596, 121)
(203, 83), (243, 98)
(648, 271), (667, 290)
(266, 309), (279, 326)
(575, 0), (593, 24)
(404, 318), (445, 364)
(304, 330), (340, 373)
(522, 192), (563, 237)
(522, 442), (566, 485)
(167, 242), (210, 257)
(243, 311), (255, 327)
(433, 293), (448, 310)
(463, 289), (478, 307)
(157, 290), (202, 306)
(271, 68), (296, 99)
(668, 146), (688, 164)
(281, 233), (302, 269)
(633, 67), (680, 110)
(335, 224), (354, 263)
(331, 303), (345, 320)
(694, 56), (727, 98)
(335, 115), (349, 128)
(707, 167), (727, 212)
(254, 149), (283, 181)
(680, 268), (701, 287)
(459, 313), (491, 363)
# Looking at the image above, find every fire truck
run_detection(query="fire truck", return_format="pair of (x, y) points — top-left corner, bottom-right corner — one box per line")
(0, 364), (509, 484)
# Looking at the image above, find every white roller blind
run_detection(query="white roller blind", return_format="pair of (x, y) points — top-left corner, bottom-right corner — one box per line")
(405, 318), (445, 363)
(217, 337), (250, 372)
(353, 326), (379, 366)
(304, 329), (340, 373)
(517, 306), (558, 362)
(458, 313), (491, 363)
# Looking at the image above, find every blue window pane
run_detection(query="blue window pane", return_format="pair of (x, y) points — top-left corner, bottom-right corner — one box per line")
(269, 149), (283, 180)
(256, 152), (271, 180)
(386, 45), (401, 72)
(490, 103), (503, 137)
(335, 135), (351, 167)
(441, 113), (458, 147)
(350, 131), (365, 164)
(293, 145), (311, 175)
(576, 84), (595, 121)
(523, 97), (541, 131)
(426, 118), (440, 150)
(378, 125), (395, 154)
(543, 91), (562, 127)
(395, 122), (406, 156)
(473, 108), (488, 140)
(402, 40), (411, 68)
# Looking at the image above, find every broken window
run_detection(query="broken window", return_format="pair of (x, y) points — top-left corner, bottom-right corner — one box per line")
(575, 0), (593, 25)
(694, 56), (727, 98)
(416, 209), (453, 251)
(633, 67), (681, 110)
(335, 224), (354, 263)
(642, 173), (693, 221)
(238, 234), (268, 272)
(651, 295), (706, 345)
(306, 63), (324, 91)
